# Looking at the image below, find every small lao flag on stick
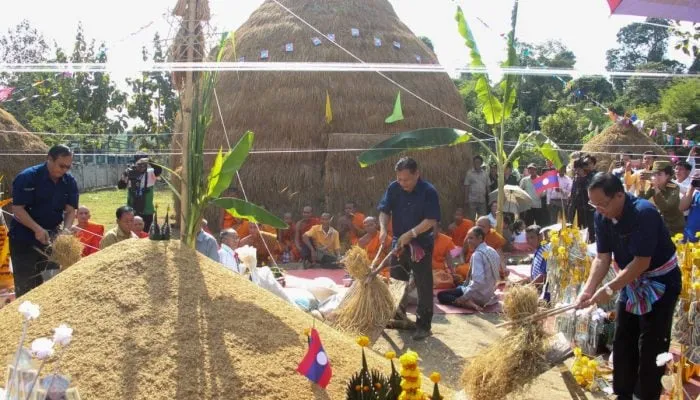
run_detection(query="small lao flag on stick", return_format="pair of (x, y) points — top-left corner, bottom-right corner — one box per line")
(297, 328), (332, 388)
(533, 169), (559, 194)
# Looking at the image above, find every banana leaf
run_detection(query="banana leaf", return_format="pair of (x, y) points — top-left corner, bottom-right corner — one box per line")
(212, 197), (288, 229)
(499, 0), (520, 121)
(206, 131), (254, 198)
(357, 127), (471, 167)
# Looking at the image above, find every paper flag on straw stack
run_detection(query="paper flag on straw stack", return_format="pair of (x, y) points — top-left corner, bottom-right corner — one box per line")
(385, 91), (404, 124)
(325, 91), (333, 124)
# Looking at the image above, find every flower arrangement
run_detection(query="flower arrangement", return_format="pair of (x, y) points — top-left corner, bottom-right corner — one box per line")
(670, 233), (700, 366)
(344, 339), (442, 400)
(542, 224), (591, 305)
(570, 347), (601, 390)
(3, 301), (79, 400)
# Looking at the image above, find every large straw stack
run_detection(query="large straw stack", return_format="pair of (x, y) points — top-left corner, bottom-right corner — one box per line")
(0, 108), (48, 196)
(191, 0), (471, 221)
(580, 123), (665, 171)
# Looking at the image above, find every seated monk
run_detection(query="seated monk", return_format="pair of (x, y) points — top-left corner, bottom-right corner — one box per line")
(239, 223), (282, 266)
(447, 208), (474, 249)
(132, 216), (149, 238)
(437, 227), (501, 311)
(357, 216), (391, 277)
(432, 227), (460, 289)
(225, 214), (250, 238)
(277, 212), (299, 262)
(457, 216), (507, 280)
(295, 206), (321, 262)
(72, 206), (104, 257)
(339, 202), (365, 247)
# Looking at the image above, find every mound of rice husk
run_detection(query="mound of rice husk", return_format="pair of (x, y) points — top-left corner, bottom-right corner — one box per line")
(581, 123), (665, 171)
(461, 285), (548, 400)
(0, 108), (48, 196)
(48, 234), (83, 270)
(332, 247), (395, 337)
(0, 239), (406, 399)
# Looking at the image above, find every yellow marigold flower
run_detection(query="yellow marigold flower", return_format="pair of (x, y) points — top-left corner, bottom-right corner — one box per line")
(540, 240), (548, 246)
(674, 233), (684, 241)
(695, 232), (700, 239)
(356, 336), (370, 347)
(385, 351), (396, 360)
(542, 251), (551, 259)
(557, 246), (566, 256)
(303, 328), (310, 337)
(573, 347), (582, 358)
(692, 282), (700, 290)
(399, 350), (419, 366)
(429, 372), (441, 384)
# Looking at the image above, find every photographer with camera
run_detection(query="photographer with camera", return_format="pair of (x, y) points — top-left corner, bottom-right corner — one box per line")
(680, 169), (700, 242)
(117, 153), (162, 232)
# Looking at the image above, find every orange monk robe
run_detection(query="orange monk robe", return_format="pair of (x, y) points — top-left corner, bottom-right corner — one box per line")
(135, 231), (149, 239)
(223, 212), (251, 237)
(75, 222), (104, 257)
(279, 226), (300, 261)
(240, 231), (282, 265)
(457, 229), (506, 279)
(449, 219), (474, 248)
(432, 233), (455, 271)
(359, 233), (391, 278)
(234, 220), (251, 238)
(348, 212), (366, 245)
(222, 212), (235, 229)
(261, 224), (277, 235)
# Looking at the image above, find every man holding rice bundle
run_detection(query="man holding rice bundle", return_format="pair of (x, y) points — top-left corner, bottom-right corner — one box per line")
(377, 157), (440, 341)
(577, 173), (681, 400)
(9, 145), (78, 297)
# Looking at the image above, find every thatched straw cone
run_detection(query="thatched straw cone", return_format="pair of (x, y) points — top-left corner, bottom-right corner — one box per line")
(461, 285), (548, 400)
(0, 108), (48, 197)
(49, 235), (83, 270)
(333, 247), (394, 336)
(580, 123), (664, 171)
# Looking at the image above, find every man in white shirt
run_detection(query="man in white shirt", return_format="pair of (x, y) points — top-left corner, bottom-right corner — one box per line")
(218, 229), (242, 274)
(519, 164), (543, 226)
(546, 166), (572, 223)
(464, 155), (491, 219)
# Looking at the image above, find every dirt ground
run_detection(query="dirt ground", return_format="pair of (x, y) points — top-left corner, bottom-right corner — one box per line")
(372, 311), (611, 400)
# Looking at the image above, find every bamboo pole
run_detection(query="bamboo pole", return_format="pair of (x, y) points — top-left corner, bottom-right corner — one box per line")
(179, 0), (197, 243)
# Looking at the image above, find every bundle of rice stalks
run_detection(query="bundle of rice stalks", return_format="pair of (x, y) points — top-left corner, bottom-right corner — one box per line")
(461, 285), (549, 400)
(48, 235), (82, 270)
(332, 246), (394, 336)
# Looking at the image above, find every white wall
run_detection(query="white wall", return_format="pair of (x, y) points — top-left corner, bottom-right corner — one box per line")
(71, 164), (127, 191)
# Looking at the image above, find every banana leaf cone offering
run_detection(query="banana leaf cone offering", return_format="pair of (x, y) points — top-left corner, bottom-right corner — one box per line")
(160, 206), (171, 240)
(149, 206), (161, 240)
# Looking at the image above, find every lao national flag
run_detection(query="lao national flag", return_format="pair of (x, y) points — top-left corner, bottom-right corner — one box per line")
(0, 86), (15, 102)
(296, 328), (332, 388)
(533, 170), (559, 194)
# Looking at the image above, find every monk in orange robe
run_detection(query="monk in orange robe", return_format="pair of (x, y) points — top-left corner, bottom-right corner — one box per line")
(278, 212), (299, 261)
(239, 224), (282, 266)
(222, 212), (250, 237)
(447, 208), (473, 248)
(295, 206), (321, 261)
(432, 229), (460, 289)
(457, 216), (507, 280)
(358, 217), (391, 277)
(73, 206), (104, 257)
(339, 202), (366, 246)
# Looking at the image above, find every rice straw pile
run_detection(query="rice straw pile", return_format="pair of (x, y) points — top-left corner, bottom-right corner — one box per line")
(332, 246), (394, 336)
(49, 235), (83, 270)
(461, 285), (549, 400)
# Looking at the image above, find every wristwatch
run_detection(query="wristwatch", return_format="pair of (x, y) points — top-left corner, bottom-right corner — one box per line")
(603, 284), (613, 296)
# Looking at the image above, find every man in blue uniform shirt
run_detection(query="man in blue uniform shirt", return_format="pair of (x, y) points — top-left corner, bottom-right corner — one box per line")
(577, 173), (681, 400)
(376, 157), (440, 341)
(10, 145), (79, 296)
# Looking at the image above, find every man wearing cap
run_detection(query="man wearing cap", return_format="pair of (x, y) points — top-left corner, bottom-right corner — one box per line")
(641, 161), (685, 236)
(577, 173), (680, 400)
(117, 153), (162, 232)
(519, 164), (544, 226)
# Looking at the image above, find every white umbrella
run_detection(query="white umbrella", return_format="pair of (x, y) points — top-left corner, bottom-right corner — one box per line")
(489, 185), (533, 214)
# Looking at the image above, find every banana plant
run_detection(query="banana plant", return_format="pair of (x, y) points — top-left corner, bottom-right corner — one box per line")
(167, 33), (287, 248)
(358, 3), (567, 232)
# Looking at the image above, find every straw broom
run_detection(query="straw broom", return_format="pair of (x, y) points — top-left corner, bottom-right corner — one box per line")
(332, 246), (394, 337)
(461, 285), (549, 400)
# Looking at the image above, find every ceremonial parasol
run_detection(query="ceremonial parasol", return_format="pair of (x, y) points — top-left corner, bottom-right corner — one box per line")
(606, 0), (700, 22)
(489, 185), (533, 214)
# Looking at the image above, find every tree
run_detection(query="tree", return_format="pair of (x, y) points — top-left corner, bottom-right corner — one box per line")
(606, 18), (671, 71)
(419, 36), (434, 51)
(126, 33), (179, 150)
(0, 21), (128, 151)
(540, 108), (583, 145)
(618, 61), (684, 107)
(660, 79), (700, 124)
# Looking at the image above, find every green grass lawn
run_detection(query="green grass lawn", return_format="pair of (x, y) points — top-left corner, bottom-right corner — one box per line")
(79, 187), (175, 228)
